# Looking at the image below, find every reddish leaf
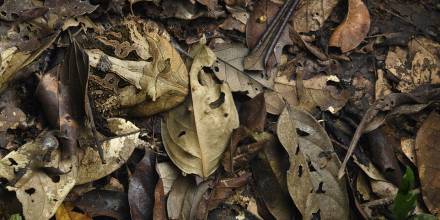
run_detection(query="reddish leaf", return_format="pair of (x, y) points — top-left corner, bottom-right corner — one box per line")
(153, 179), (168, 220)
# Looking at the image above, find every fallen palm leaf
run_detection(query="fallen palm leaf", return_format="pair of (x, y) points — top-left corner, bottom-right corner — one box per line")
(277, 106), (349, 219)
(329, 0), (370, 52)
(161, 42), (239, 178)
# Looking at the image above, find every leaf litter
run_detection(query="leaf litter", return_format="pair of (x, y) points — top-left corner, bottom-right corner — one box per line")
(0, 0), (439, 219)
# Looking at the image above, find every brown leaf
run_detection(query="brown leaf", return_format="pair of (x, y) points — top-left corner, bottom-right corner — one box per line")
(196, 173), (251, 219)
(329, 0), (370, 52)
(416, 111), (440, 215)
(292, 0), (339, 33)
(74, 190), (130, 220)
(239, 93), (266, 132)
(167, 176), (195, 220)
(36, 39), (90, 159)
(277, 106), (349, 219)
(251, 135), (295, 220)
(55, 203), (92, 220)
(0, 106), (26, 132)
(128, 151), (158, 220)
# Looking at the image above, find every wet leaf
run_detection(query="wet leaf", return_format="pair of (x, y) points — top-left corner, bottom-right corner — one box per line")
(277, 106), (349, 219)
(128, 151), (158, 220)
(415, 111), (440, 215)
(74, 190), (130, 220)
(161, 42), (239, 177)
(329, 0), (370, 52)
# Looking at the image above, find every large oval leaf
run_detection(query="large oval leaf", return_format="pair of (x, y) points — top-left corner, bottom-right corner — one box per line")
(162, 43), (239, 178)
(276, 106), (349, 219)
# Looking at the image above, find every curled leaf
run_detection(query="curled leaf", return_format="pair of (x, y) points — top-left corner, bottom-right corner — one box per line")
(329, 0), (370, 52)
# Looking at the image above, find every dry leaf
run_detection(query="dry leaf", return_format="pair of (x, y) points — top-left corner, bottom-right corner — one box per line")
(87, 18), (188, 117)
(156, 162), (180, 195)
(415, 112), (440, 215)
(0, 33), (57, 93)
(74, 190), (130, 220)
(266, 74), (349, 115)
(385, 37), (440, 93)
(293, 0), (340, 33)
(167, 176), (195, 220)
(329, 0), (370, 52)
(76, 118), (142, 185)
(277, 106), (349, 219)
(212, 43), (264, 97)
(161, 42), (239, 177)
(0, 106), (26, 132)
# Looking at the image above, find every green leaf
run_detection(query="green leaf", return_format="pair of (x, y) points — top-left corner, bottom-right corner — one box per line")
(8, 214), (22, 220)
(392, 167), (417, 220)
(411, 213), (437, 220)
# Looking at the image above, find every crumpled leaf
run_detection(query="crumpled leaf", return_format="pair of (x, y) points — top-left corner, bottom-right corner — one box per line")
(45, 0), (98, 28)
(277, 106), (349, 219)
(161, 42), (239, 178)
(329, 0), (370, 52)
(0, 117), (142, 220)
(415, 111), (440, 215)
(293, 0), (340, 33)
(385, 37), (440, 93)
(265, 74), (349, 115)
(87, 18), (188, 117)
(0, 33), (57, 93)
(212, 43), (264, 97)
(128, 151), (158, 220)
(74, 190), (130, 220)
(0, 0), (47, 21)
(76, 118), (142, 185)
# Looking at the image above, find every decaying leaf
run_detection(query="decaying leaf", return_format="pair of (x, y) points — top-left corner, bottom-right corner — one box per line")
(128, 151), (158, 220)
(250, 136), (294, 220)
(415, 112), (440, 215)
(76, 118), (142, 184)
(212, 43), (264, 97)
(329, 0), (370, 52)
(161, 42), (239, 177)
(74, 190), (130, 220)
(0, 117), (141, 220)
(293, 0), (340, 33)
(266, 74), (349, 115)
(0, 106), (26, 132)
(0, 33), (57, 93)
(87, 17), (189, 117)
(385, 37), (440, 93)
(277, 106), (349, 219)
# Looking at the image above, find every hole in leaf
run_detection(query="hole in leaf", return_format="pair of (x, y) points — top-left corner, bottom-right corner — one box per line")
(0, 11), (6, 17)
(307, 160), (316, 172)
(295, 145), (300, 155)
(316, 182), (326, 193)
(296, 128), (309, 136)
(50, 175), (61, 183)
(146, 57), (153, 62)
(209, 92), (225, 109)
(25, 188), (36, 195)
(311, 210), (321, 220)
(214, 66), (219, 72)
(223, 113), (228, 117)
(11, 13), (18, 20)
(298, 165), (303, 177)
(8, 158), (18, 166)
(178, 131), (186, 137)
